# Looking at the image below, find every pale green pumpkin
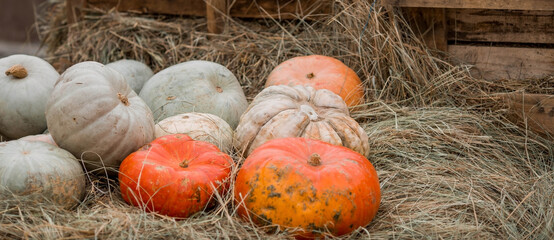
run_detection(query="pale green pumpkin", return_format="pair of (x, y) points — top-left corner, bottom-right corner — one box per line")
(139, 60), (248, 129)
(0, 140), (86, 209)
(106, 59), (153, 93)
(0, 54), (59, 139)
(46, 61), (155, 174)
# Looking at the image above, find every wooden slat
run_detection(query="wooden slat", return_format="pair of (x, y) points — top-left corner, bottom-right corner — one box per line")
(206, 0), (227, 34)
(448, 45), (554, 80)
(382, 0), (554, 11)
(502, 93), (554, 138)
(447, 9), (554, 44)
(229, 0), (331, 19)
(402, 8), (448, 52)
(86, 0), (206, 16)
(86, 0), (331, 19)
(67, 0), (87, 24)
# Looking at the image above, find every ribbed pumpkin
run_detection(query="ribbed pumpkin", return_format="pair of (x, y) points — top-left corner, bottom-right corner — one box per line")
(139, 60), (248, 128)
(234, 137), (381, 238)
(234, 85), (369, 157)
(0, 140), (86, 209)
(265, 55), (364, 107)
(119, 134), (233, 218)
(0, 54), (59, 139)
(155, 113), (233, 153)
(106, 59), (153, 93)
(45, 61), (155, 174)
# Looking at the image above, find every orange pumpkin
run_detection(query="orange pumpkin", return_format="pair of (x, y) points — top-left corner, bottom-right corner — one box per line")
(119, 134), (233, 218)
(234, 137), (380, 238)
(265, 55), (364, 107)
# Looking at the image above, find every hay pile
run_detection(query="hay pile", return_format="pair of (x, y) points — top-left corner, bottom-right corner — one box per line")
(2, 0), (551, 239)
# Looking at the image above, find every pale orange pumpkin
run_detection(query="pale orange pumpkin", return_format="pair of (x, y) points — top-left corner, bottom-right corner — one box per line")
(265, 55), (364, 107)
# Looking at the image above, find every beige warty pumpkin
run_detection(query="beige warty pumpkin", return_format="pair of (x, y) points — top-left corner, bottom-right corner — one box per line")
(234, 85), (369, 156)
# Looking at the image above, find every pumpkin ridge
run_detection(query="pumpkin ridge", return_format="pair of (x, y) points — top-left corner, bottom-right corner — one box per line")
(55, 95), (122, 144)
(238, 107), (296, 155)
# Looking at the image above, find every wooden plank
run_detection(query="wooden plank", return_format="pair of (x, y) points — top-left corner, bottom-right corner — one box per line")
(402, 8), (447, 52)
(86, 0), (206, 16)
(86, 0), (331, 19)
(229, 0), (331, 19)
(447, 9), (554, 44)
(448, 45), (554, 80)
(206, 0), (227, 34)
(501, 93), (554, 138)
(382, 0), (554, 11)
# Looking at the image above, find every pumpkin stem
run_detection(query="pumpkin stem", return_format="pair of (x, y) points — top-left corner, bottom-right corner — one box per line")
(216, 86), (223, 93)
(306, 72), (315, 79)
(300, 104), (320, 121)
(308, 153), (321, 166)
(117, 93), (130, 106)
(179, 160), (188, 168)
(5, 64), (28, 79)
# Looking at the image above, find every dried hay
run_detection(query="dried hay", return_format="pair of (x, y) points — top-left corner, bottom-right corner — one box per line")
(2, 0), (551, 239)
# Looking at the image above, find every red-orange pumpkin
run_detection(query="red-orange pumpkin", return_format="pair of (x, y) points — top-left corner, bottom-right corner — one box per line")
(265, 55), (364, 107)
(119, 134), (233, 218)
(234, 137), (381, 238)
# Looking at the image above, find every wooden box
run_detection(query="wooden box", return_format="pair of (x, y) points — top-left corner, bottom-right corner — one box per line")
(66, 0), (332, 33)
(384, 0), (554, 80)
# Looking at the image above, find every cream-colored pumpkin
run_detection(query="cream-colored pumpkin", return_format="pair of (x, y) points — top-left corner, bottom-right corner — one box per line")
(19, 133), (57, 146)
(45, 61), (155, 174)
(106, 59), (153, 93)
(0, 140), (86, 209)
(0, 54), (59, 139)
(234, 85), (369, 156)
(155, 113), (233, 153)
(139, 60), (248, 128)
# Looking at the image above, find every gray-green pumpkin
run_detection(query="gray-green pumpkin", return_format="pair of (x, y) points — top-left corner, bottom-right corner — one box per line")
(106, 59), (153, 93)
(45, 61), (155, 174)
(139, 60), (248, 129)
(0, 140), (86, 209)
(0, 54), (59, 139)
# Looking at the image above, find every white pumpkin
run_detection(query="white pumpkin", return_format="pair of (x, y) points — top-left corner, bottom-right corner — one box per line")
(234, 85), (370, 156)
(0, 140), (86, 209)
(45, 61), (155, 174)
(155, 112), (233, 153)
(19, 133), (57, 146)
(139, 60), (248, 128)
(0, 54), (59, 139)
(106, 59), (153, 93)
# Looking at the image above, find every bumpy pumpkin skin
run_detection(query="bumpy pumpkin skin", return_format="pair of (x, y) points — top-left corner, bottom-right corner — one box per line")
(234, 137), (381, 238)
(106, 59), (153, 93)
(0, 54), (60, 139)
(155, 112), (233, 153)
(234, 85), (369, 157)
(0, 140), (86, 209)
(119, 134), (233, 218)
(46, 61), (155, 174)
(265, 55), (364, 107)
(19, 133), (57, 146)
(139, 60), (248, 128)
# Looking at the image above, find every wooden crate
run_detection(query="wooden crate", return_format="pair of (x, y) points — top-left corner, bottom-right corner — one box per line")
(383, 0), (554, 80)
(66, 0), (332, 33)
